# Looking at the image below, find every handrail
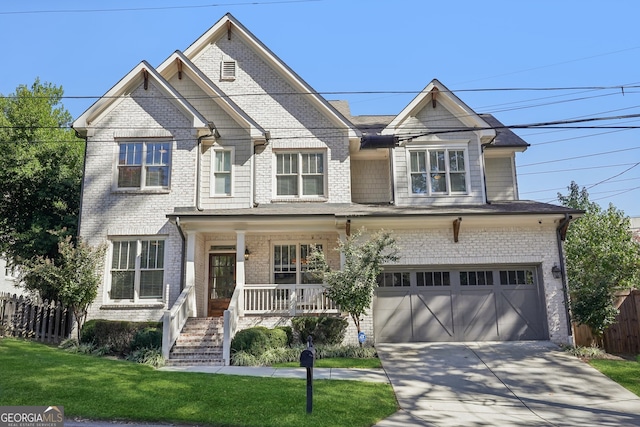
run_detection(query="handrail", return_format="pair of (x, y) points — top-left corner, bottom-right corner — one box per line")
(162, 284), (196, 359)
(243, 283), (338, 315)
(222, 286), (242, 365)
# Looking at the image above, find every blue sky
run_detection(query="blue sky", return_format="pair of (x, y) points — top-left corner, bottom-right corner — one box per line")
(1, 0), (639, 216)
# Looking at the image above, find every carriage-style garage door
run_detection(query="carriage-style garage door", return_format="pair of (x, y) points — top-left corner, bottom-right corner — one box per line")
(373, 267), (548, 342)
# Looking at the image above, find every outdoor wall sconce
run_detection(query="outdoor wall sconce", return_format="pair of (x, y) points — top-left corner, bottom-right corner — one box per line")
(551, 264), (562, 279)
(244, 248), (251, 260)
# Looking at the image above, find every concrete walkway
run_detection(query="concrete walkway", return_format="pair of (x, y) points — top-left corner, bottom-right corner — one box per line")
(158, 365), (389, 382)
(375, 341), (640, 427)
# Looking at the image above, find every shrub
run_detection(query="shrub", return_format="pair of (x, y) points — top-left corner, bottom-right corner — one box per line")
(127, 347), (165, 368)
(231, 327), (269, 357)
(275, 326), (294, 346)
(291, 316), (348, 345)
(131, 327), (162, 351)
(264, 327), (288, 349)
(80, 319), (162, 356)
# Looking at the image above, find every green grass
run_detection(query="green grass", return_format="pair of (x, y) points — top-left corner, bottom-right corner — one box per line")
(274, 357), (382, 369)
(0, 338), (397, 427)
(590, 358), (640, 397)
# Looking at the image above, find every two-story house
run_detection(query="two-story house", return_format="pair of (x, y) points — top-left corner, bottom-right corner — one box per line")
(73, 13), (580, 365)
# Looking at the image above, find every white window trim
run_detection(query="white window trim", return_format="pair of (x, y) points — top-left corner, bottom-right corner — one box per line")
(271, 241), (326, 284)
(273, 151), (327, 200)
(105, 237), (167, 305)
(113, 139), (173, 192)
(210, 145), (235, 197)
(405, 142), (470, 196)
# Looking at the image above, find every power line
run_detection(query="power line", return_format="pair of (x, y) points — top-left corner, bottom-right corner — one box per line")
(0, 0), (322, 15)
(519, 147), (640, 168)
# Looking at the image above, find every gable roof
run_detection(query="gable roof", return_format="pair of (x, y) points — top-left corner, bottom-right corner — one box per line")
(382, 79), (496, 143)
(182, 13), (360, 139)
(157, 51), (266, 140)
(73, 61), (210, 137)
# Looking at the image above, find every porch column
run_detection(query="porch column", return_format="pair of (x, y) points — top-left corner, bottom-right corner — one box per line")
(338, 231), (347, 268)
(185, 230), (197, 317)
(236, 230), (246, 316)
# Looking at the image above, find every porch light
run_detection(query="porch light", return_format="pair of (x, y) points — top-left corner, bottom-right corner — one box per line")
(244, 248), (251, 260)
(551, 264), (562, 279)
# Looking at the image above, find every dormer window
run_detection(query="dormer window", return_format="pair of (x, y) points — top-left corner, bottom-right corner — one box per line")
(221, 60), (236, 80)
(409, 147), (468, 195)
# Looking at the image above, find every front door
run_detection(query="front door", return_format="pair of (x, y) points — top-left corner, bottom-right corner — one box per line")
(208, 253), (236, 317)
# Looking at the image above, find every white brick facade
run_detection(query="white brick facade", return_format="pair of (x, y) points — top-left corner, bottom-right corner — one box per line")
(74, 13), (575, 346)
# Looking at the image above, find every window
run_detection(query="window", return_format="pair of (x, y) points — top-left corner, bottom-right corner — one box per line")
(118, 141), (171, 189)
(417, 271), (450, 286)
(275, 152), (325, 197)
(212, 149), (232, 196)
(377, 272), (410, 287)
(500, 269), (535, 285)
(460, 271), (493, 286)
(409, 148), (467, 195)
(273, 243), (323, 284)
(110, 239), (165, 301)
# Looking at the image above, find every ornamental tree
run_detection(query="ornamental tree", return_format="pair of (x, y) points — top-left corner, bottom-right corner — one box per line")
(558, 181), (640, 344)
(20, 237), (106, 340)
(308, 229), (399, 345)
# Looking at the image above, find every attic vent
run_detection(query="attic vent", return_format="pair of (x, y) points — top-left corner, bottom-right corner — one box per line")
(221, 61), (236, 80)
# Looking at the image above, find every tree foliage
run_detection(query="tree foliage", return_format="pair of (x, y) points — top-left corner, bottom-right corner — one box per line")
(0, 79), (84, 265)
(20, 237), (106, 340)
(558, 181), (640, 341)
(308, 229), (399, 345)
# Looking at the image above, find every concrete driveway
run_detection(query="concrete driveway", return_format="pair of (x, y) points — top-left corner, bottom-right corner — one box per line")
(375, 341), (640, 427)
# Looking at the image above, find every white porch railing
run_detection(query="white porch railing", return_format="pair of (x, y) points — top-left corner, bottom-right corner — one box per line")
(162, 284), (197, 359)
(222, 286), (242, 366)
(243, 284), (339, 316)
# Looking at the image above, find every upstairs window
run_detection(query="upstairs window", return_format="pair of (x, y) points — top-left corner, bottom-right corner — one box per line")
(118, 141), (171, 189)
(409, 148), (467, 195)
(212, 148), (233, 196)
(275, 152), (325, 197)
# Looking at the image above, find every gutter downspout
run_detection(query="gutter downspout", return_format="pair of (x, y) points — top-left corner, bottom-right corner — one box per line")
(388, 147), (395, 205)
(480, 139), (495, 205)
(75, 130), (89, 238)
(196, 122), (216, 211)
(556, 213), (574, 340)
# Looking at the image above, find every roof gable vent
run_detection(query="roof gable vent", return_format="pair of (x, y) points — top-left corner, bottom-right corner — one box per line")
(221, 60), (236, 80)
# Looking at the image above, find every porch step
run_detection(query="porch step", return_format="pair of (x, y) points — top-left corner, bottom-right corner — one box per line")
(166, 317), (225, 367)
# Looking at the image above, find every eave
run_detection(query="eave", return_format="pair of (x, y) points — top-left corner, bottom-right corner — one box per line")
(73, 61), (210, 138)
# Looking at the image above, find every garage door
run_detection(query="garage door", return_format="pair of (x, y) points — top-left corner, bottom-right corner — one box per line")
(373, 267), (548, 342)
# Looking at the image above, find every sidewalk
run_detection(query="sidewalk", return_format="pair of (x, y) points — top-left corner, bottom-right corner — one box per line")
(158, 365), (390, 382)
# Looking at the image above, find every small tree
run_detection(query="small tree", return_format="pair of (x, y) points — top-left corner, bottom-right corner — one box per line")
(308, 229), (399, 345)
(558, 181), (640, 345)
(20, 237), (106, 340)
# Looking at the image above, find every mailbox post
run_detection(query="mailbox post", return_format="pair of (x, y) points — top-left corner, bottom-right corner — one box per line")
(299, 336), (315, 414)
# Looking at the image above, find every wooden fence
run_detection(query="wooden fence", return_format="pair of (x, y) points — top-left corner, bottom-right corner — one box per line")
(0, 292), (73, 343)
(573, 290), (640, 354)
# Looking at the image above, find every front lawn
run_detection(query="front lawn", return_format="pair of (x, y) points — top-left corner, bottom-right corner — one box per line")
(0, 339), (397, 427)
(589, 358), (640, 397)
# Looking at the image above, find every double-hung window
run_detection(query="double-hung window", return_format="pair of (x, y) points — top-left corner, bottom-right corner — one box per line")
(117, 141), (171, 189)
(212, 148), (233, 196)
(110, 239), (165, 301)
(275, 152), (325, 197)
(273, 243), (323, 284)
(409, 148), (467, 195)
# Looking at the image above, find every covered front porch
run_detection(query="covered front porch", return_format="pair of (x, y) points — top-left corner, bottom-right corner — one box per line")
(162, 209), (348, 364)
